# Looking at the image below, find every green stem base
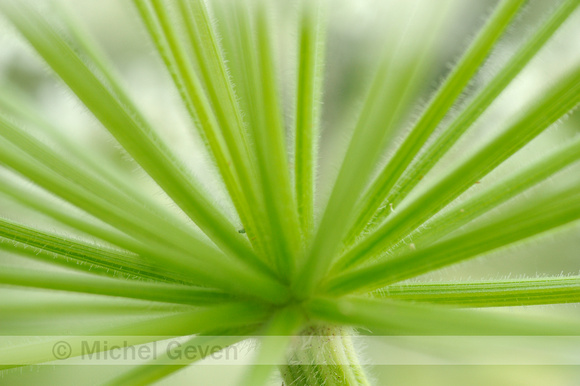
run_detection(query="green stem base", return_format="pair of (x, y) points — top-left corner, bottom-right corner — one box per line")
(280, 325), (370, 385)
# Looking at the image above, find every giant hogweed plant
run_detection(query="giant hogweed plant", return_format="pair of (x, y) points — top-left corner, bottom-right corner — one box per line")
(0, 0), (579, 384)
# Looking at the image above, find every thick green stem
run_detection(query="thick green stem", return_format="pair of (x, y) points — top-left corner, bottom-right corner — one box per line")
(280, 325), (369, 386)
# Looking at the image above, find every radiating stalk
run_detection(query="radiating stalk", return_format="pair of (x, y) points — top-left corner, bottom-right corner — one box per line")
(380, 276), (580, 307)
(294, 0), (326, 238)
(398, 135), (580, 251)
(243, 1), (302, 277)
(106, 334), (249, 386)
(0, 266), (231, 306)
(0, 303), (269, 368)
(307, 297), (580, 335)
(325, 186), (580, 295)
(139, 0), (271, 261)
(336, 64), (580, 271)
(342, 0), (527, 246)
(363, 0), (580, 234)
(0, 1), (258, 268)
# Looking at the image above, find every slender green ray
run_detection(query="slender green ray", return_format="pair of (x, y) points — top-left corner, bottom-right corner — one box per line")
(0, 0), (256, 266)
(379, 276), (580, 307)
(105, 334), (250, 386)
(0, 216), (177, 282)
(0, 176), (150, 256)
(337, 64), (580, 271)
(325, 186), (580, 295)
(248, 0), (302, 277)
(397, 136), (580, 251)
(0, 303), (269, 368)
(0, 266), (231, 306)
(343, 0), (528, 246)
(307, 297), (580, 335)
(294, 0), (525, 298)
(294, 0), (326, 238)
(177, 0), (267, 253)
(138, 0), (270, 261)
(0, 115), (214, 258)
(361, 0), (580, 236)
(0, 214), (288, 303)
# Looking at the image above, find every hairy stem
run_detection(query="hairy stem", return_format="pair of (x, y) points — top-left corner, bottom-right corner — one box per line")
(280, 325), (369, 386)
